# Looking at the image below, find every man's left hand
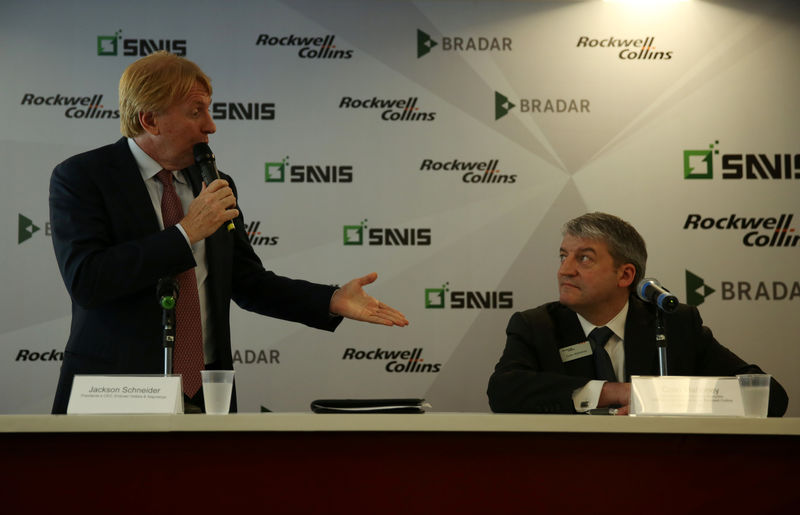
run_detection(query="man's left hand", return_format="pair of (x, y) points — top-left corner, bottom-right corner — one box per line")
(330, 272), (409, 327)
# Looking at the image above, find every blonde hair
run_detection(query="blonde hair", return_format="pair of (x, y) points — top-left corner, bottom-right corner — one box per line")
(118, 50), (212, 137)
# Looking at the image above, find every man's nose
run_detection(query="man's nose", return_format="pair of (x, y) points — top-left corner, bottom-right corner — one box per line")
(203, 111), (216, 134)
(559, 256), (576, 276)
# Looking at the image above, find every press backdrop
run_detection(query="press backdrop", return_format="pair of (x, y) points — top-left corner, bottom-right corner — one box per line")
(2, 0), (798, 415)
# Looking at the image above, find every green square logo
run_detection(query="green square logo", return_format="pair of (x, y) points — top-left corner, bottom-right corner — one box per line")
(683, 150), (713, 179)
(343, 225), (363, 245)
(97, 35), (118, 56)
(425, 288), (446, 308)
(265, 161), (285, 182)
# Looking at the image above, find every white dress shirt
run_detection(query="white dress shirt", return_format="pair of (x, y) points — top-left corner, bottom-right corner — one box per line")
(571, 300), (629, 412)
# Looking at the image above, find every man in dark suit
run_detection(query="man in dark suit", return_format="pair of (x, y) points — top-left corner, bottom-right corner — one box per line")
(50, 51), (408, 414)
(487, 212), (788, 416)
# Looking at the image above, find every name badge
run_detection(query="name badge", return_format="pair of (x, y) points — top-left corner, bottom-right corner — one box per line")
(559, 341), (592, 362)
(67, 375), (183, 414)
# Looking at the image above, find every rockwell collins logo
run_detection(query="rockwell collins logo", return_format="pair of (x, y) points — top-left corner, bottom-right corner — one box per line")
(212, 101), (275, 121)
(265, 156), (353, 184)
(97, 30), (187, 56)
(416, 29), (512, 58)
(425, 282), (513, 309)
(244, 220), (278, 246)
(494, 91), (590, 121)
(18, 214), (50, 244)
(342, 347), (441, 373)
(20, 93), (119, 119)
(683, 213), (798, 248)
(343, 219), (431, 246)
(686, 270), (799, 304)
(16, 349), (63, 362)
(684, 140), (800, 180)
(576, 36), (673, 60)
(339, 96), (436, 122)
(419, 158), (516, 184)
(255, 33), (353, 59)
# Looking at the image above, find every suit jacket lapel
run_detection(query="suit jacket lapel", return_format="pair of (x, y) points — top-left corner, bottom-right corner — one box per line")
(623, 297), (659, 380)
(107, 138), (160, 236)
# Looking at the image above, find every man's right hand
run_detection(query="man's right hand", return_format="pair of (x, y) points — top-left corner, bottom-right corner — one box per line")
(180, 179), (239, 244)
(598, 382), (631, 415)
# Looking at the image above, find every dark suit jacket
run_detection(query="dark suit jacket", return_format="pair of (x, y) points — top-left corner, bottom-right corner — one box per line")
(49, 138), (341, 413)
(487, 296), (788, 416)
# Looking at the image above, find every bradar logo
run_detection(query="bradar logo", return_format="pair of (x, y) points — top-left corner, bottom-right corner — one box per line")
(265, 156), (353, 183)
(425, 282), (513, 309)
(686, 270), (799, 303)
(97, 30), (186, 56)
(686, 270), (716, 306)
(343, 219), (431, 246)
(494, 91), (590, 121)
(417, 29), (511, 58)
(495, 92), (515, 120)
(417, 29), (438, 58)
(18, 214), (40, 244)
(684, 140), (800, 180)
(232, 349), (280, 365)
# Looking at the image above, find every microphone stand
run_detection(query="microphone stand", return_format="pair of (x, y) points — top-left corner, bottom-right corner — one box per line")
(162, 301), (176, 375)
(655, 308), (668, 376)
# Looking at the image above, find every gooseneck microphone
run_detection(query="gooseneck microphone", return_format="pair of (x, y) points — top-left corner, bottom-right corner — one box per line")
(636, 278), (679, 313)
(157, 277), (179, 309)
(193, 142), (235, 232)
(157, 277), (179, 375)
(637, 278), (675, 376)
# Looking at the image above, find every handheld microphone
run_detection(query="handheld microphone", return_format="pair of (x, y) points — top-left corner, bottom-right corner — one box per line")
(157, 277), (179, 310)
(192, 142), (235, 232)
(637, 278), (679, 313)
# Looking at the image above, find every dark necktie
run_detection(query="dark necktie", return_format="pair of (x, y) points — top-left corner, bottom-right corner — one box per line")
(156, 169), (204, 397)
(589, 326), (617, 382)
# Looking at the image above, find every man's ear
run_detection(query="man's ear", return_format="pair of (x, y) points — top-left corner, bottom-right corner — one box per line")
(138, 110), (159, 135)
(618, 263), (636, 289)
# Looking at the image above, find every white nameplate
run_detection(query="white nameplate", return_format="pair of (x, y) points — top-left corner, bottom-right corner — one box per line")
(67, 375), (183, 414)
(630, 375), (745, 417)
(559, 341), (592, 362)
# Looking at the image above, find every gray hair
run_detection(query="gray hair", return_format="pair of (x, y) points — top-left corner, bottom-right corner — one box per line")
(562, 212), (647, 290)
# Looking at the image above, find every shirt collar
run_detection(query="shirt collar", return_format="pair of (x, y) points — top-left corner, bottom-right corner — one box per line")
(576, 299), (629, 342)
(127, 137), (186, 185)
